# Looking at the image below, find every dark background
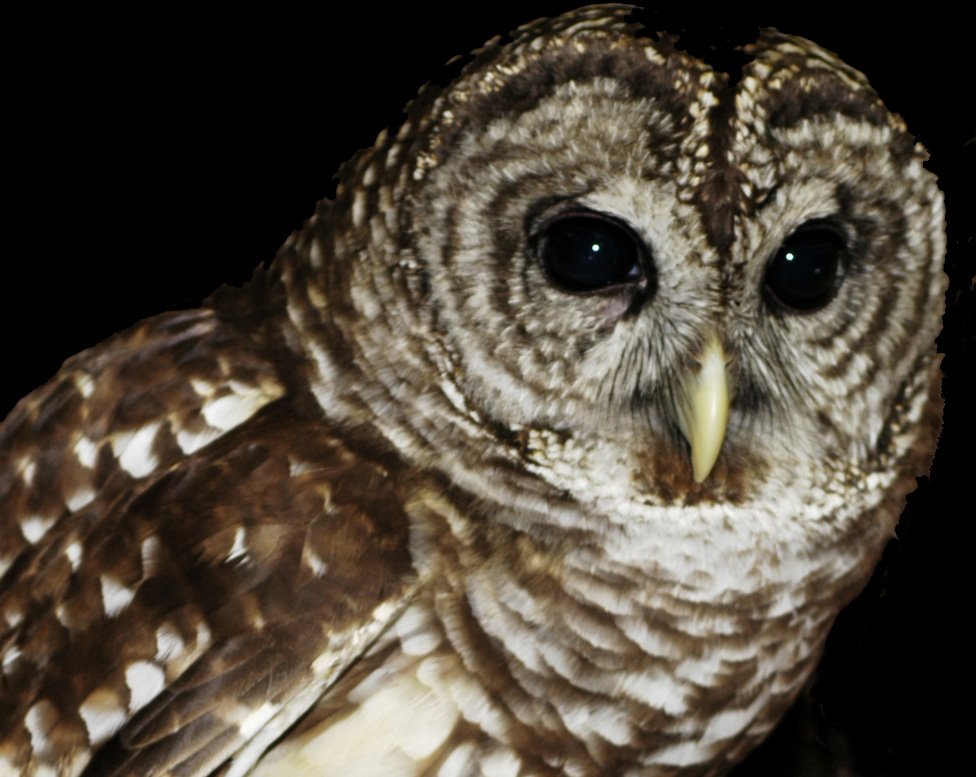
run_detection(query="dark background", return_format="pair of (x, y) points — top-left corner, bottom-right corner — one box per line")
(5, 5), (973, 775)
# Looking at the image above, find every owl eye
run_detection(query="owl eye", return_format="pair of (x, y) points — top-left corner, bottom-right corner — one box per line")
(535, 212), (647, 293)
(764, 222), (846, 311)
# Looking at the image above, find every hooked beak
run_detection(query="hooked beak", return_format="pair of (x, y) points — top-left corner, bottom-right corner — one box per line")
(673, 334), (731, 483)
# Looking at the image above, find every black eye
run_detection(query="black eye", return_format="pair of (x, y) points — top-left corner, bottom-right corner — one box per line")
(764, 223), (846, 311)
(535, 212), (647, 292)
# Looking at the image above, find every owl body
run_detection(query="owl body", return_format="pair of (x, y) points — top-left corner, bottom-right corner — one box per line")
(0, 6), (946, 777)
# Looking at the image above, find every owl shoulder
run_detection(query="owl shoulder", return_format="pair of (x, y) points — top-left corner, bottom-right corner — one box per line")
(0, 307), (283, 561)
(0, 306), (418, 776)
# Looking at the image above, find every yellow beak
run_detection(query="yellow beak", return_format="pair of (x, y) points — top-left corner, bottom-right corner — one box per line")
(674, 334), (731, 483)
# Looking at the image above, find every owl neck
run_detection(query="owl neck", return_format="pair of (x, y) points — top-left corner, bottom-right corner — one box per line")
(401, 476), (885, 772)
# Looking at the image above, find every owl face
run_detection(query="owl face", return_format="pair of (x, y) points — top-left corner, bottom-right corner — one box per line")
(399, 17), (945, 507)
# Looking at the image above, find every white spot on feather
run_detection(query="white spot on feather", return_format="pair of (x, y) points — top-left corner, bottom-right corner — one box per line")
(643, 45), (665, 65)
(74, 372), (95, 398)
(55, 604), (70, 627)
(4, 607), (22, 628)
(481, 748), (522, 777)
(289, 457), (316, 477)
(141, 535), (161, 577)
(702, 705), (754, 742)
(226, 527), (249, 565)
(440, 665), (507, 741)
(394, 603), (441, 657)
(619, 669), (689, 716)
(73, 435), (98, 469)
(25, 700), (57, 756)
(557, 701), (633, 747)
(21, 514), (56, 544)
(100, 576), (136, 617)
(352, 189), (366, 227)
(308, 239), (324, 269)
(307, 282), (328, 309)
(190, 377), (216, 397)
(3, 645), (21, 674)
(700, 692), (770, 745)
(646, 738), (712, 768)
(0, 757), (22, 777)
(239, 701), (281, 739)
(79, 687), (127, 746)
(17, 456), (36, 486)
(302, 546), (328, 577)
(201, 384), (275, 432)
(125, 661), (166, 712)
(113, 421), (161, 478)
(155, 623), (185, 663)
(438, 743), (477, 777)
(65, 540), (83, 571)
(66, 486), (96, 512)
(249, 656), (460, 776)
(196, 619), (213, 651)
(175, 426), (221, 454)
(371, 599), (399, 624)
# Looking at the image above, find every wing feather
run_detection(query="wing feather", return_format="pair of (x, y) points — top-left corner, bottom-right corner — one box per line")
(0, 309), (418, 776)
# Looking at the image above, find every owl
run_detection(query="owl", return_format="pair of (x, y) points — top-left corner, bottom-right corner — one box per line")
(0, 5), (950, 776)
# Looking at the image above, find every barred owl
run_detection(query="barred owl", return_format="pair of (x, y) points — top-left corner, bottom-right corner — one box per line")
(0, 5), (957, 777)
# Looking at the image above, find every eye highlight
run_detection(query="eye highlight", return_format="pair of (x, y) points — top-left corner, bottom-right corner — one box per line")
(534, 211), (649, 293)
(764, 222), (846, 312)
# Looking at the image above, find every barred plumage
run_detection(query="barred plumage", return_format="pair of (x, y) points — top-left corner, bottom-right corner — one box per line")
(1, 6), (949, 776)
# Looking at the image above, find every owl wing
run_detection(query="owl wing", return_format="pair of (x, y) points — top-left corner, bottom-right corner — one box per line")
(0, 308), (418, 776)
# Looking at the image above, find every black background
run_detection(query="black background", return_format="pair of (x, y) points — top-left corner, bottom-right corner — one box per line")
(5, 4), (973, 775)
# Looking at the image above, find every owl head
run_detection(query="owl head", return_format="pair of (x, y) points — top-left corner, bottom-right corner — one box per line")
(284, 5), (944, 553)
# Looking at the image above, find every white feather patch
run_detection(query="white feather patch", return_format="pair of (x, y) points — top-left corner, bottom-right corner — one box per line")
(226, 527), (249, 565)
(618, 669), (689, 716)
(113, 421), (162, 478)
(25, 700), (57, 755)
(196, 620), (213, 650)
(79, 687), (127, 746)
(2, 645), (21, 674)
(556, 703), (633, 747)
(250, 658), (461, 777)
(302, 546), (328, 577)
(480, 748), (522, 777)
(190, 377), (216, 397)
(700, 691), (770, 745)
(200, 380), (281, 432)
(16, 456), (36, 486)
(175, 426), (222, 455)
(240, 702), (282, 739)
(20, 514), (56, 544)
(65, 487), (96, 513)
(393, 603), (441, 657)
(437, 743), (477, 777)
(155, 623), (186, 663)
(73, 372), (95, 398)
(644, 738), (713, 768)
(3, 607), (23, 628)
(73, 435), (99, 469)
(100, 576), (136, 617)
(0, 757), (22, 777)
(125, 661), (166, 712)
(141, 535), (161, 578)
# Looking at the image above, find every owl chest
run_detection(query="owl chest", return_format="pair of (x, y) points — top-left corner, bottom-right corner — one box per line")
(248, 599), (509, 777)
(250, 583), (829, 777)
